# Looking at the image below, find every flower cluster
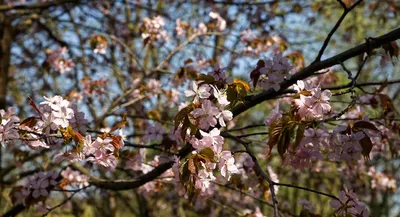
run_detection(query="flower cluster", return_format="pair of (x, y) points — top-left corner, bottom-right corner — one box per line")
(330, 188), (369, 217)
(258, 54), (293, 91)
(285, 128), (328, 169)
(294, 81), (332, 119)
(0, 107), (20, 146)
(189, 128), (239, 185)
(141, 16), (168, 43)
(188, 81), (233, 130)
(0, 95), (125, 169)
(61, 167), (89, 188)
(329, 126), (365, 162)
(208, 64), (233, 84)
(13, 171), (58, 205)
(144, 122), (166, 142)
(45, 47), (75, 74)
(367, 166), (397, 192)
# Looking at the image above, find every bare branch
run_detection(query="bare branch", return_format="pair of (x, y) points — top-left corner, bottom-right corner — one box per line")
(314, 0), (363, 62)
(0, 0), (80, 12)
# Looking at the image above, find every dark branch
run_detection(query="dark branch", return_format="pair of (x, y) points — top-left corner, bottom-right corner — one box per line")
(232, 27), (400, 117)
(0, 0), (80, 12)
(314, 0), (363, 62)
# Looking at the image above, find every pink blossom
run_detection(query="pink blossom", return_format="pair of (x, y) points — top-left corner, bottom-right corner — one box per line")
(175, 19), (185, 36)
(144, 122), (165, 142)
(86, 137), (117, 168)
(195, 162), (216, 192)
(40, 95), (75, 128)
(218, 151), (239, 180)
(209, 64), (232, 84)
(0, 107), (20, 146)
(329, 131), (365, 162)
(211, 85), (230, 106)
(27, 171), (58, 199)
(330, 187), (369, 217)
(184, 82), (211, 102)
(141, 16), (169, 43)
(216, 108), (233, 127)
(191, 100), (220, 130)
(61, 167), (89, 188)
(295, 87), (332, 119)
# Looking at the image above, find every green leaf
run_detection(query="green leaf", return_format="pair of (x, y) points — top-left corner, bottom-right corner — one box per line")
(200, 147), (215, 162)
(180, 160), (190, 183)
(226, 85), (238, 104)
(294, 124), (306, 150)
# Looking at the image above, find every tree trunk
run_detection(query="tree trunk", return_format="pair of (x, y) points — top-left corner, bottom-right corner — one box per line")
(0, 9), (12, 110)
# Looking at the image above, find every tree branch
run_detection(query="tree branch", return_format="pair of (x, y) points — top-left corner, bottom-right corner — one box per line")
(0, 0), (80, 12)
(314, 0), (363, 62)
(232, 27), (400, 117)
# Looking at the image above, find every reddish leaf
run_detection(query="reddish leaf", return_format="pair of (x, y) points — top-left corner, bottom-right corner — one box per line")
(250, 60), (264, 88)
(277, 128), (290, 157)
(267, 118), (283, 150)
(294, 124), (306, 150)
(20, 117), (37, 128)
(110, 114), (127, 133)
(188, 158), (196, 174)
(359, 134), (373, 159)
(353, 121), (379, 132)
(28, 97), (42, 116)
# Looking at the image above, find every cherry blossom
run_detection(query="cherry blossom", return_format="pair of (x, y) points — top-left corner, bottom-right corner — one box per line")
(191, 100), (220, 130)
(184, 81), (211, 102)
(329, 130), (365, 162)
(295, 87), (332, 119)
(46, 47), (75, 73)
(141, 16), (169, 43)
(208, 64), (232, 84)
(258, 54), (293, 91)
(61, 167), (89, 188)
(330, 187), (369, 217)
(86, 137), (117, 168)
(0, 107), (20, 145)
(195, 162), (216, 192)
(14, 171), (58, 202)
(218, 151), (239, 180)
(144, 122), (165, 142)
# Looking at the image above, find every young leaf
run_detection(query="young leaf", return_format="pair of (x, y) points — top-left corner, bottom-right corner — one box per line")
(277, 128), (290, 157)
(199, 147), (216, 162)
(267, 118), (283, 150)
(294, 124), (306, 150)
